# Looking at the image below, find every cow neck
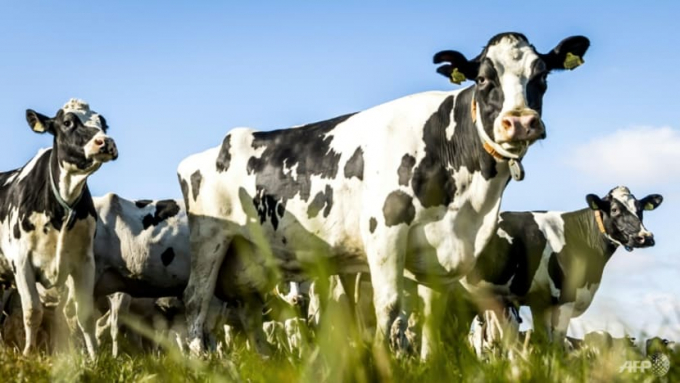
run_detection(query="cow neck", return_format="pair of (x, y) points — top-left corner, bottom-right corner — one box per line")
(49, 150), (86, 226)
(593, 209), (631, 251)
(562, 208), (619, 259)
(442, 88), (502, 182)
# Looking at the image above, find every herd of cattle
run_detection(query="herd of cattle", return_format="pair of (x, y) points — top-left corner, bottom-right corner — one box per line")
(0, 32), (674, 364)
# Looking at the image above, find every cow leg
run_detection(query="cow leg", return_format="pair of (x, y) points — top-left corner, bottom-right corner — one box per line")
(469, 314), (486, 358)
(239, 296), (271, 357)
(484, 305), (520, 358)
(108, 293), (131, 357)
(551, 303), (574, 350)
(69, 258), (98, 360)
(95, 309), (110, 345)
(338, 273), (361, 342)
(223, 324), (236, 352)
(365, 229), (408, 355)
(184, 225), (230, 355)
(530, 306), (552, 344)
(418, 284), (445, 360)
(14, 260), (42, 355)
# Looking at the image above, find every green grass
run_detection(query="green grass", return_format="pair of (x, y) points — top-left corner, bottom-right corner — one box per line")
(1, 330), (678, 383)
(1, 288), (677, 382)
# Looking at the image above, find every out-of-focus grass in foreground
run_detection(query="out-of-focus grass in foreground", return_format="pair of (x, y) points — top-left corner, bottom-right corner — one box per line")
(1, 330), (678, 383)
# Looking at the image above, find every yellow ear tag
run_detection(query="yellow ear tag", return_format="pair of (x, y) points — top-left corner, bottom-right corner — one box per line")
(450, 68), (466, 85)
(644, 202), (655, 211)
(563, 52), (584, 70)
(32, 121), (45, 132)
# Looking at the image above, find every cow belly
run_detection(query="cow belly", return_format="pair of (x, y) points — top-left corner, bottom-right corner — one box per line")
(405, 203), (500, 285)
(572, 283), (599, 317)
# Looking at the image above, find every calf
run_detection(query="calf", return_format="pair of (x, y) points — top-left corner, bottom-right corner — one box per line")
(461, 186), (663, 349)
(0, 99), (117, 357)
(177, 32), (590, 357)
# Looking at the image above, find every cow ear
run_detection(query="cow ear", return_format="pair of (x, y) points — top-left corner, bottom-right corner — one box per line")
(26, 109), (53, 134)
(433, 50), (479, 85)
(542, 35), (590, 71)
(640, 194), (663, 211)
(586, 194), (604, 210)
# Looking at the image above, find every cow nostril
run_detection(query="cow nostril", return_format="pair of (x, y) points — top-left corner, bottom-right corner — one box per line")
(526, 116), (537, 129)
(501, 118), (512, 130)
(94, 138), (104, 147)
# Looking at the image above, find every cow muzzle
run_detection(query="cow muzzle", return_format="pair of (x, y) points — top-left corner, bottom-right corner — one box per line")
(495, 110), (545, 147)
(631, 232), (655, 248)
(86, 136), (118, 162)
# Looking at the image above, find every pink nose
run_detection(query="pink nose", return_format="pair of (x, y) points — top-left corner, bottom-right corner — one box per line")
(501, 114), (543, 140)
(94, 138), (105, 147)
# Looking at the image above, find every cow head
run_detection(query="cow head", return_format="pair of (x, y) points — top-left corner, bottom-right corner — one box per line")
(586, 186), (663, 250)
(434, 32), (590, 158)
(25, 98), (118, 172)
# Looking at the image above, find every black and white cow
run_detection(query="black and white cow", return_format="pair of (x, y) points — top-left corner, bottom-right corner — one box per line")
(92, 194), (188, 298)
(0, 99), (117, 357)
(461, 186), (663, 349)
(90, 194), (188, 355)
(177, 32), (590, 356)
(91, 194), (308, 355)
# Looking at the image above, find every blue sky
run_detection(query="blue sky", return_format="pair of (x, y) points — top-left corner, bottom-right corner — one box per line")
(1, 2), (678, 338)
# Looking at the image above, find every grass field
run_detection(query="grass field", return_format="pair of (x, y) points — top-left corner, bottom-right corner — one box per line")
(0, 274), (676, 382)
(1, 321), (677, 383)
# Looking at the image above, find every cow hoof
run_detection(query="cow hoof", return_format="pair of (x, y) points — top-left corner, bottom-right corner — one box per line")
(389, 317), (411, 357)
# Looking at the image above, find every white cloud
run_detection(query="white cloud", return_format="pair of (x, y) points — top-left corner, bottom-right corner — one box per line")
(570, 126), (680, 186)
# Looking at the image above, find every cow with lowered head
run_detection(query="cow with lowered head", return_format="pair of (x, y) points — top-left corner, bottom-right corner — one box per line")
(0, 99), (117, 357)
(460, 186), (662, 351)
(177, 32), (589, 357)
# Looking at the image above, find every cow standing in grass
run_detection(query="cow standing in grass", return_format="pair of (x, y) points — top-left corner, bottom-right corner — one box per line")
(462, 187), (662, 353)
(0, 99), (117, 357)
(177, 32), (590, 357)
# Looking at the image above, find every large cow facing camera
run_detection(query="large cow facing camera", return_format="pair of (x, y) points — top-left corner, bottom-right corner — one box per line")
(0, 99), (117, 358)
(178, 32), (590, 357)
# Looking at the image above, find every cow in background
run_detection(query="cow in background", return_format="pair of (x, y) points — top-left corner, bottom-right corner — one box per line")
(92, 194), (188, 299)
(92, 194), (303, 356)
(459, 187), (662, 352)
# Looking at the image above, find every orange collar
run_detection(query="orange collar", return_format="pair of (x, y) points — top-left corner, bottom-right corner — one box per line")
(473, 98), (510, 161)
(471, 98), (477, 124)
(593, 210), (607, 235)
(483, 142), (505, 161)
(470, 97), (519, 161)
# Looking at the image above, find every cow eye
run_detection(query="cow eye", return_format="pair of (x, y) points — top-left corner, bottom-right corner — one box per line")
(64, 120), (74, 129)
(476, 76), (487, 86)
(611, 206), (619, 215)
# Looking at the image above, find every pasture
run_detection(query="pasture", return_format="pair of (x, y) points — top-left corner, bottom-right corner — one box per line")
(0, 323), (678, 382)
(0, 283), (678, 382)
(2, 2), (680, 382)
